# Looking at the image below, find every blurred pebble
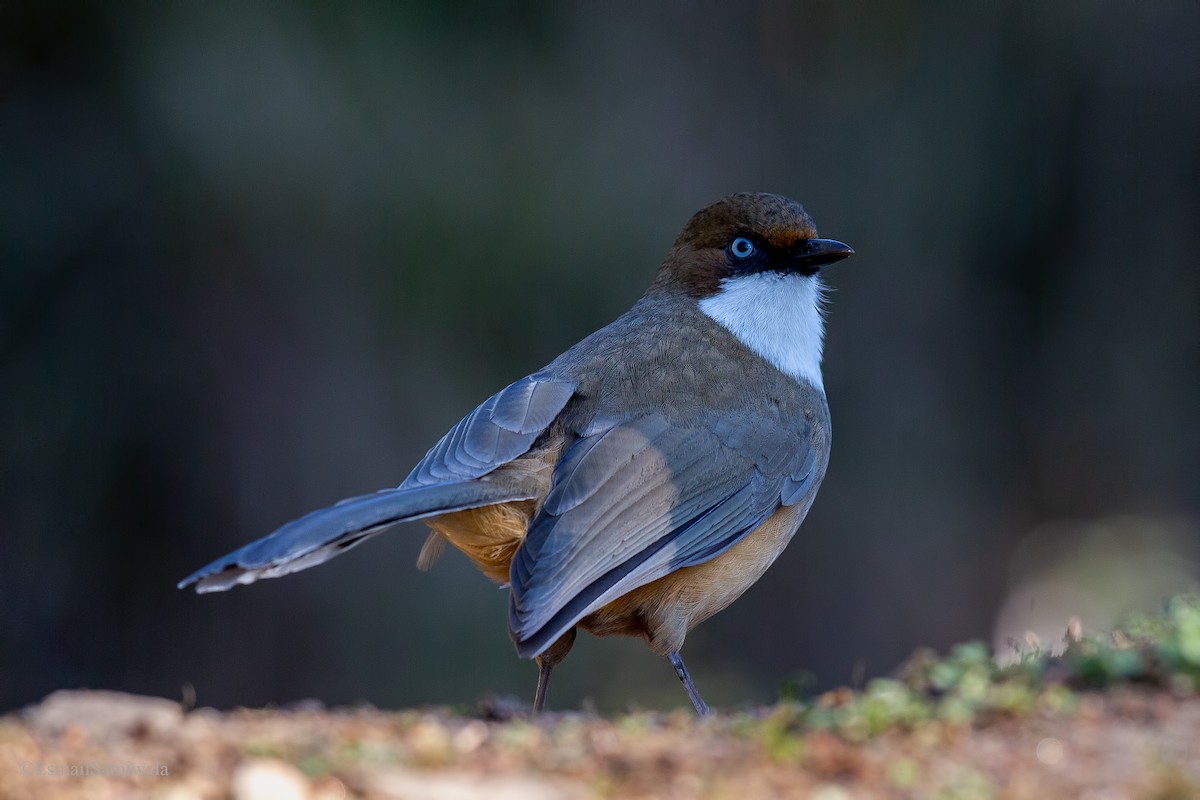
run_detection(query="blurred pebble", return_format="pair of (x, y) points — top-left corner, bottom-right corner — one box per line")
(811, 785), (852, 800)
(231, 759), (311, 800)
(452, 720), (488, 753)
(1037, 737), (1065, 766)
(312, 776), (348, 800)
(356, 766), (591, 800)
(26, 691), (182, 740)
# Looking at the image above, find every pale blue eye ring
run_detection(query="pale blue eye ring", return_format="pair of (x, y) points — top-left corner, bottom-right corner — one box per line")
(730, 236), (756, 259)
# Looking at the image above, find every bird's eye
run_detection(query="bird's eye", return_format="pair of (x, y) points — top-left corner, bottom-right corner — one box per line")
(729, 236), (756, 260)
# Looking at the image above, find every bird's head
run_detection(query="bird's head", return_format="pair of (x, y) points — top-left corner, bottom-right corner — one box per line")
(656, 192), (852, 298)
(653, 192), (853, 390)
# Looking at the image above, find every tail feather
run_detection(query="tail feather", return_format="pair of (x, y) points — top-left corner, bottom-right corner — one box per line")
(178, 479), (537, 593)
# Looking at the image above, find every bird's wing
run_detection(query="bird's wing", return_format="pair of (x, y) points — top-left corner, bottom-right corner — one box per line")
(401, 371), (576, 488)
(508, 410), (816, 657)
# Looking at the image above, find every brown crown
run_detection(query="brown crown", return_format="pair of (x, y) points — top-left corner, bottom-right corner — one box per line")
(655, 193), (821, 297)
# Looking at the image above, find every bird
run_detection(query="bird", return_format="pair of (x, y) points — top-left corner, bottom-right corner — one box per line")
(178, 192), (852, 716)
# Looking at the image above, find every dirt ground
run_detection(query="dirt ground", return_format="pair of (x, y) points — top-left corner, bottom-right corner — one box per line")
(2, 686), (1198, 800)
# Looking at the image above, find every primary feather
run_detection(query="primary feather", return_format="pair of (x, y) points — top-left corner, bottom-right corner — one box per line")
(178, 373), (576, 593)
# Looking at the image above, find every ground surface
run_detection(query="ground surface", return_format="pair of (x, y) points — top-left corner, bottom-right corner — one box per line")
(4, 597), (1199, 799)
(0, 688), (1198, 799)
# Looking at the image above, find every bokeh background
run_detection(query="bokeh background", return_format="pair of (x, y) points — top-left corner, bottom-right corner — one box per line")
(3, 1), (1198, 714)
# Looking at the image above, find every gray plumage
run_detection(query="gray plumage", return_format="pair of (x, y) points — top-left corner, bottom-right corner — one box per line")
(506, 292), (827, 656)
(180, 293), (827, 651)
(178, 191), (848, 715)
(178, 374), (574, 593)
(401, 373), (575, 488)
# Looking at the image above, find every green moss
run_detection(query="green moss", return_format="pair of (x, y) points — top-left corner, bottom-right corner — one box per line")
(242, 739), (286, 758)
(757, 709), (808, 761)
(297, 754), (331, 777)
(887, 757), (920, 789)
(769, 593), (1199, 740)
(614, 712), (656, 737)
(931, 768), (997, 800)
(1063, 592), (1200, 688)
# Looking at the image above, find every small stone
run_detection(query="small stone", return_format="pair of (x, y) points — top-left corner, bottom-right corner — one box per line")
(452, 720), (488, 753)
(1036, 736), (1065, 766)
(25, 690), (182, 740)
(355, 765), (591, 800)
(157, 778), (213, 800)
(811, 785), (853, 800)
(231, 759), (311, 800)
(312, 776), (349, 800)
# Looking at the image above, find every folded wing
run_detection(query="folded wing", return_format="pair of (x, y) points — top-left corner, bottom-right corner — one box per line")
(509, 410), (815, 658)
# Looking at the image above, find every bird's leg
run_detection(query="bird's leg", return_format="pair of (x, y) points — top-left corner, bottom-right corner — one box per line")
(531, 626), (576, 716)
(668, 651), (712, 717)
(532, 659), (552, 715)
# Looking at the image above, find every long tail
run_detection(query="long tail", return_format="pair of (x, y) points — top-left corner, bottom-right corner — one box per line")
(178, 479), (537, 593)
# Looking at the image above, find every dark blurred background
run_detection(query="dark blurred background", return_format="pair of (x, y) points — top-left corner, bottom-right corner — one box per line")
(3, 1), (1198, 714)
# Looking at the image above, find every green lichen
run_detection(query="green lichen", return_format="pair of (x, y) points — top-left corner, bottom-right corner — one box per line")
(768, 593), (1200, 739)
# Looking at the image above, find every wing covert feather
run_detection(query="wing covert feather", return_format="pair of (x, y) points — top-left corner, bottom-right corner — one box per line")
(509, 410), (816, 648)
(401, 372), (575, 490)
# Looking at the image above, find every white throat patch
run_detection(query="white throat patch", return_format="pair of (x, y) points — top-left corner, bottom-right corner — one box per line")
(698, 273), (827, 391)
